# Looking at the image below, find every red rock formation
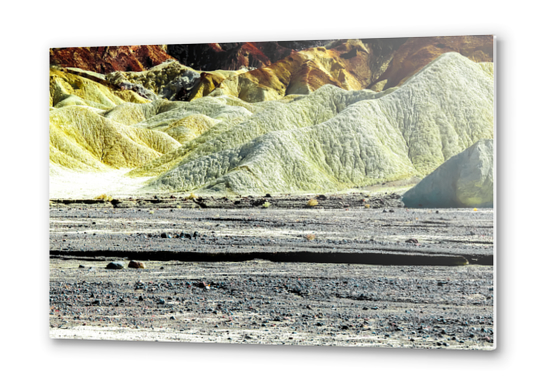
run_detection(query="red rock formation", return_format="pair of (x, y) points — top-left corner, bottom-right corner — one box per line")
(49, 45), (174, 74)
(371, 35), (493, 89)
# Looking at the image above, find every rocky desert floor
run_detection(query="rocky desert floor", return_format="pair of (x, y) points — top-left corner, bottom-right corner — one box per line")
(49, 192), (494, 349)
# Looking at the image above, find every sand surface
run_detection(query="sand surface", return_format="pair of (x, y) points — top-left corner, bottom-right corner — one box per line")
(49, 167), (153, 199)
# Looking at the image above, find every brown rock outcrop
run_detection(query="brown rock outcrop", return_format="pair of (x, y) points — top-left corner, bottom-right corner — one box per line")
(371, 35), (493, 89)
(50, 45), (174, 74)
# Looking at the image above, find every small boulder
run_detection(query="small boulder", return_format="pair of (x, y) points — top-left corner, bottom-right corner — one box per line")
(105, 262), (125, 270)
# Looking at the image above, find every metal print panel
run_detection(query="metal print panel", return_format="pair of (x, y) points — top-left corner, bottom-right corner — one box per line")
(49, 36), (495, 349)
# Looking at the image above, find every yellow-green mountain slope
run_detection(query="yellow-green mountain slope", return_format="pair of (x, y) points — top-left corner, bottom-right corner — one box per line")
(50, 52), (494, 197)
(141, 53), (494, 195)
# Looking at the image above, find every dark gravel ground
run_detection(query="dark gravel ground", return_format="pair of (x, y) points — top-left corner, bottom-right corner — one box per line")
(49, 259), (494, 349)
(49, 192), (494, 349)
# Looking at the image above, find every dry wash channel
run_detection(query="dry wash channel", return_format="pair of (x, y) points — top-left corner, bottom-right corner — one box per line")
(50, 195), (494, 349)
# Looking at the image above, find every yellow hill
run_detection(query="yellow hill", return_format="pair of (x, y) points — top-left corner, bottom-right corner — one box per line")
(50, 106), (180, 170)
(50, 68), (149, 109)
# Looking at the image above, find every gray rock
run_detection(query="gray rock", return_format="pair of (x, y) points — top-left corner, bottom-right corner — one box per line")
(105, 262), (125, 270)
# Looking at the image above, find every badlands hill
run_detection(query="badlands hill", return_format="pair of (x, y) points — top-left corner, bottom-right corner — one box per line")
(137, 53), (493, 195)
(49, 67), (180, 173)
(49, 41), (494, 198)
